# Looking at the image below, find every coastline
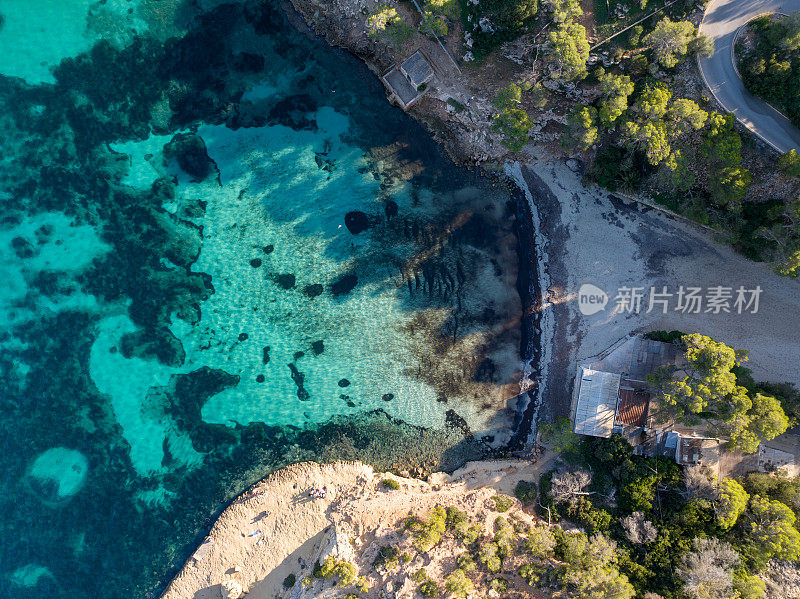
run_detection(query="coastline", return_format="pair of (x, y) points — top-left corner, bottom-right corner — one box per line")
(159, 457), (556, 599)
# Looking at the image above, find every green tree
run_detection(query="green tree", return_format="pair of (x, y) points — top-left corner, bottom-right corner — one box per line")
(411, 506), (447, 552)
(691, 33), (715, 58)
(701, 112), (751, 210)
(420, 10), (449, 37)
(597, 72), (634, 125)
(481, 0), (539, 30)
(665, 98), (708, 135)
(563, 106), (598, 150)
(444, 569), (473, 597)
(492, 107), (533, 152)
(715, 479), (749, 530)
(745, 495), (800, 563)
(366, 5), (414, 45)
(643, 18), (698, 68)
(778, 149), (800, 177)
(559, 534), (635, 599)
(549, 22), (590, 80)
(649, 334), (745, 423)
(724, 392), (790, 453)
(525, 525), (557, 557)
(543, 0), (583, 23)
(426, 0), (460, 20)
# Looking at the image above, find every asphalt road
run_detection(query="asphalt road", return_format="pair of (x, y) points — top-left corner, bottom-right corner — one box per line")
(698, 0), (800, 153)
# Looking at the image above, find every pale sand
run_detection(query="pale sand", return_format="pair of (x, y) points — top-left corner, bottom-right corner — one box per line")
(511, 159), (800, 422)
(160, 456), (554, 599)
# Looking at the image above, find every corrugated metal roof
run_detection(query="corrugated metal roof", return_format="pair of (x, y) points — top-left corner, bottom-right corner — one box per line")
(573, 368), (620, 438)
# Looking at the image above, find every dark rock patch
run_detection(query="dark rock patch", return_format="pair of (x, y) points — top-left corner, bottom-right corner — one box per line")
(263, 244), (274, 254)
(339, 394), (349, 400)
(302, 283), (323, 298)
(163, 133), (216, 182)
(275, 273), (296, 289)
(445, 409), (472, 437)
(344, 210), (369, 234)
(262, 346), (271, 364)
(238, 333), (249, 342)
(330, 273), (357, 296)
(287, 363), (309, 401)
(311, 340), (324, 355)
(255, 374), (265, 383)
(11, 236), (34, 259)
(267, 94), (317, 131)
(473, 358), (496, 383)
(166, 367), (240, 441)
(338, 378), (350, 388)
(382, 393), (394, 401)
(233, 52), (265, 72)
(384, 199), (398, 220)
(120, 328), (186, 367)
(346, 400), (356, 407)
(293, 351), (304, 360)
(250, 258), (262, 268)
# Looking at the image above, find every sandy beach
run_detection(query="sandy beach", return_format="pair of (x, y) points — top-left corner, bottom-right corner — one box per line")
(511, 159), (800, 422)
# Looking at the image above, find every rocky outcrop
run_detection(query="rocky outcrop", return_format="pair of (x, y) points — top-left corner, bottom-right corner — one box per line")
(219, 579), (243, 599)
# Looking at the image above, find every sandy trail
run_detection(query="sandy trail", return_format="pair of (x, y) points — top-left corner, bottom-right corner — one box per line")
(160, 457), (553, 599)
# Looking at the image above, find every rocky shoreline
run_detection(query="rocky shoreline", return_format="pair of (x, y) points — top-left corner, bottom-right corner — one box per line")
(281, 0), (552, 446)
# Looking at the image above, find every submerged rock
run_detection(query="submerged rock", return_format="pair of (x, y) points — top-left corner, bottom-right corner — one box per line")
(302, 283), (323, 298)
(344, 210), (369, 234)
(337, 378), (350, 388)
(311, 340), (324, 355)
(330, 273), (357, 296)
(163, 133), (216, 181)
(275, 273), (296, 289)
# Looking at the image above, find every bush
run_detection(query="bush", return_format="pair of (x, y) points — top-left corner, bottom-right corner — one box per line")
(381, 478), (400, 490)
(491, 494), (515, 512)
(333, 561), (357, 586)
(643, 330), (685, 343)
(412, 568), (429, 583)
(372, 546), (400, 570)
(514, 480), (537, 505)
(444, 569), (474, 598)
(282, 574), (296, 588)
(418, 579), (439, 597)
(411, 506), (447, 552)
(456, 553), (477, 572)
(357, 576), (370, 593)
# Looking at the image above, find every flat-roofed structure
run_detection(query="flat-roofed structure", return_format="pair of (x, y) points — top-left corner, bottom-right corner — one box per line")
(382, 51), (434, 109)
(572, 367), (620, 438)
(400, 51), (434, 88)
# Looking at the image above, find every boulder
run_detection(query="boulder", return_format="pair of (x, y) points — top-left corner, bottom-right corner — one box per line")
(220, 579), (242, 599)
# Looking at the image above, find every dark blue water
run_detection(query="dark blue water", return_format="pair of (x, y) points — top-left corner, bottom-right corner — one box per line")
(0, 1), (525, 596)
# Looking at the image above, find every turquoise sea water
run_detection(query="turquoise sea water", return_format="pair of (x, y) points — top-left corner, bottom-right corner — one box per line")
(0, 1), (526, 596)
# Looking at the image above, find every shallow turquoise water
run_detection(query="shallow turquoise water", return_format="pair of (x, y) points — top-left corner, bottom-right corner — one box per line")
(0, 1), (525, 596)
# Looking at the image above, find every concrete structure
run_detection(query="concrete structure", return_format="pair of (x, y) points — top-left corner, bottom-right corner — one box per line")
(381, 50), (434, 109)
(400, 51), (434, 88)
